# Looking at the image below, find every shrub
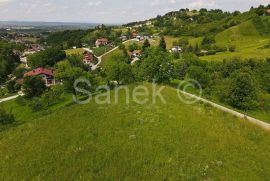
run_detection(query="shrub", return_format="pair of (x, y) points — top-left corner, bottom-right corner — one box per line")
(29, 97), (46, 112)
(7, 80), (16, 93)
(187, 66), (210, 88)
(227, 71), (258, 110)
(23, 76), (47, 98)
(229, 45), (236, 52)
(15, 96), (27, 106)
(0, 109), (16, 125)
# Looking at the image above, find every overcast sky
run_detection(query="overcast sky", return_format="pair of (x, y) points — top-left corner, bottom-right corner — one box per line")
(0, 0), (269, 23)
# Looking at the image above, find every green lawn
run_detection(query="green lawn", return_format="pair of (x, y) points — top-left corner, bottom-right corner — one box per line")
(93, 46), (113, 57)
(100, 48), (122, 68)
(1, 83), (270, 180)
(65, 48), (85, 56)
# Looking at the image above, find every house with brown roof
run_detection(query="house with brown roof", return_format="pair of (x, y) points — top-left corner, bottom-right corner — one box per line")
(24, 68), (56, 86)
(266, 9), (270, 16)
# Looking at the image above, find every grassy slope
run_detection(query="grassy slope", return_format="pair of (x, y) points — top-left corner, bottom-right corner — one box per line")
(199, 19), (270, 61)
(65, 48), (84, 56)
(1, 83), (270, 180)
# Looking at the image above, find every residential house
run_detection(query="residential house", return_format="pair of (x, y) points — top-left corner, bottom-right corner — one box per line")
(95, 38), (109, 47)
(132, 32), (138, 38)
(266, 9), (270, 16)
(129, 50), (141, 64)
(24, 68), (56, 86)
(120, 36), (127, 42)
(83, 52), (94, 65)
(170, 46), (182, 53)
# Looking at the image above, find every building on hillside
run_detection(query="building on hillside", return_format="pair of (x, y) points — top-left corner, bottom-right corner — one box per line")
(266, 9), (270, 16)
(129, 50), (141, 64)
(129, 50), (141, 57)
(24, 68), (56, 86)
(120, 36), (127, 42)
(95, 38), (109, 47)
(132, 32), (138, 38)
(170, 46), (182, 53)
(83, 52), (94, 65)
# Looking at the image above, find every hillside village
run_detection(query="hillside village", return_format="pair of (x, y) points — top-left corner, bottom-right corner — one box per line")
(1, 3), (270, 180)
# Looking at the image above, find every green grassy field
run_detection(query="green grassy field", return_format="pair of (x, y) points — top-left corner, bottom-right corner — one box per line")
(93, 46), (113, 57)
(198, 20), (270, 61)
(1, 83), (270, 180)
(100, 48), (123, 68)
(65, 48), (85, 56)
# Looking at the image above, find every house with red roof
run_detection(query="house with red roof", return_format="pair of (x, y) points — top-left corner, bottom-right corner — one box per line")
(95, 38), (109, 47)
(83, 52), (94, 65)
(24, 68), (56, 86)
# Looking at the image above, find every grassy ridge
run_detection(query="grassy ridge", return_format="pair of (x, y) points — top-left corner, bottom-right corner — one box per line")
(200, 19), (270, 61)
(1, 83), (270, 180)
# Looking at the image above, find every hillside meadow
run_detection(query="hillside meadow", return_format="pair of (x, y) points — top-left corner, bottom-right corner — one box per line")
(1, 83), (270, 180)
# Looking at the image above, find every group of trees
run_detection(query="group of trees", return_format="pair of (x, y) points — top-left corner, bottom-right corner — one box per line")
(171, 56), (270, 111)
(102, 35), (270, 112)
(27, 48), (66, 68)
(0, 40), (21, 84)
(43, 25), (123, 49)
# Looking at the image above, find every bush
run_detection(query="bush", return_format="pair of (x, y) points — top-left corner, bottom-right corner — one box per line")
(7, 80), (16, 93)
(227, 71), (258, 110)
(202, 36), (216, 46)
(187, 66), (210, 88)
(229, 45), (236, 52)
(0, 87), (8, 98)
(29, 97), (46, 112)
(23, 76), (47, 98)
(0, 109), (16, 125)
(15, 96), (27, 106)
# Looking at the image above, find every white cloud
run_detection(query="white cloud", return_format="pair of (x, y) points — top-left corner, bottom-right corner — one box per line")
(0, 0), (11, 5)
(189, 0), (215, 8)
(87, 0), (102, 6)
(151, 0), (160, 7)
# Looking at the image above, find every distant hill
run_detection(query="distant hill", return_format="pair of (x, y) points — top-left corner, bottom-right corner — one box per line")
(124, 5), (270, 37)
(0, 21), (100, 30)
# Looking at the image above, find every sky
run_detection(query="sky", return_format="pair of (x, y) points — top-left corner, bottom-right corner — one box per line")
(0, 0), (269, 23)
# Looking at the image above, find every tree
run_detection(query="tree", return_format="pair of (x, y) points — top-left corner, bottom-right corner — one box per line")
(27, 48), (66, 68)
(106, 62), (134, 84)
(41, 85), (64, 107)
(23, 76), (47, 98)
(142, 39), (151, 51)
(159, 36), (167, 51)
(7, 80), (16, 93)
(55, 60), (85, 93)
(141, 48), (173, 83)
(187, 66), (210, 88)
(202, 36), (216, 47)
(227, 71), (258, 110)
(128, 43), (140, 52)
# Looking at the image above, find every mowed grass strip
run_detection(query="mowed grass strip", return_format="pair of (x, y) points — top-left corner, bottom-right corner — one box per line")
(0, 83), (270, 180)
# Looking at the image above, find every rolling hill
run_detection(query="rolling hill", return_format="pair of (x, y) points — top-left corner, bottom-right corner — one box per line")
(195, 17), (270, 61)
(1, 83), (270, 180)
